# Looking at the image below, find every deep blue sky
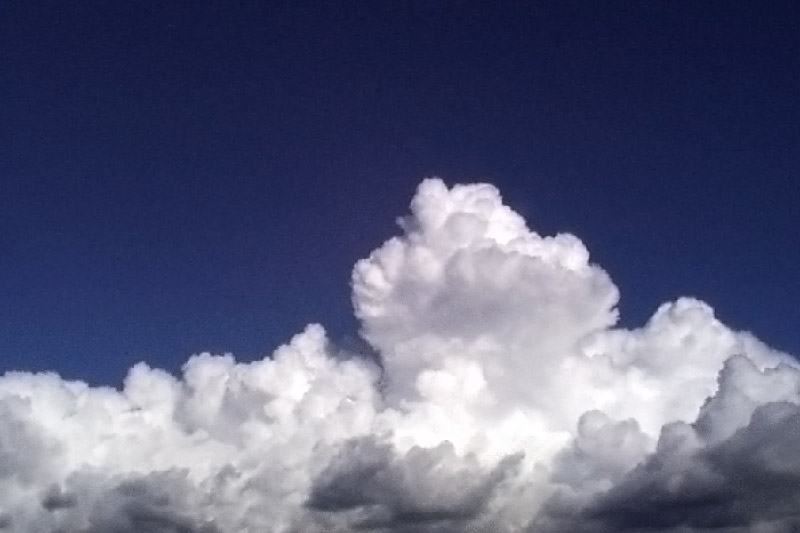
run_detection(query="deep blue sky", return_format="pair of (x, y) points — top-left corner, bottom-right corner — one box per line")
(2, 1), (798, 385)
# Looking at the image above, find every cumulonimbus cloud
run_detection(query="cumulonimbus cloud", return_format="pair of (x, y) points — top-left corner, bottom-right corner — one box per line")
(1, 179), (798, 532)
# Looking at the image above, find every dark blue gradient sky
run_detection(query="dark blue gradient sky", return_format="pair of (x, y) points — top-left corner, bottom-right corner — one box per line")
(2, 1), (798, 385)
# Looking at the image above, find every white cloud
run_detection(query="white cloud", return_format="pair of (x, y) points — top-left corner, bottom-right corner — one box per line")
(1, 179), (797, 532)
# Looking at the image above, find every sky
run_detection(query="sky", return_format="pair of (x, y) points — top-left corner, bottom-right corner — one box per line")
(2, 1), (798, 385)
(1, 3), (800, 531)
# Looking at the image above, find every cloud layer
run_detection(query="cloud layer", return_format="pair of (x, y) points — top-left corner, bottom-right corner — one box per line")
(2, 179), (798, 532)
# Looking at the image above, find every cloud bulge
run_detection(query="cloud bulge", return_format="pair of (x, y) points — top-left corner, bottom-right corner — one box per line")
(1, 179), (798, 532)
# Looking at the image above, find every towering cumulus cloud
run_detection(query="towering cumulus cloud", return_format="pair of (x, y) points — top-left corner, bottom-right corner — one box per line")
(2, 179), (798, 532)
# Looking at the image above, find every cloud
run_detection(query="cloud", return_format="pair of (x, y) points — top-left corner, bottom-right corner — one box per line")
(0, 178), (798, 532)
(575, 360), (800, 532)
(307, 436), (522, 530)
